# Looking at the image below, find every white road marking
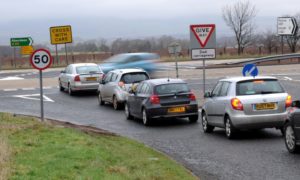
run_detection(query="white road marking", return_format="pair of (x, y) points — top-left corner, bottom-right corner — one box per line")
(21, 88), (36, 91)
(43, 86), (52, 89)
(13, 94), (55, 102)
(0, 77), (24, 81)
(3, 89), (18, 91)
(283, 76), (293, 81)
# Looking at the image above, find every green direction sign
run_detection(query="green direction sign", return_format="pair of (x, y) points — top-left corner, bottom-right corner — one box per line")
(10, 37), (33, 47)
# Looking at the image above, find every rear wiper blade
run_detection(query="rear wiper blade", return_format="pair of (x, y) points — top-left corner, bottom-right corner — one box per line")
(175, 91), (189, 95)
(89, 71), (102, 74)
(260, 91), (277, 94)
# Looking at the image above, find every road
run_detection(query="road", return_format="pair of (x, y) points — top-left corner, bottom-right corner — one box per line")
(1, 64), (300, 180)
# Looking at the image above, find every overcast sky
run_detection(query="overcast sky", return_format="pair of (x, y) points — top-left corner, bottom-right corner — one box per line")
(1, 0), (299, 45)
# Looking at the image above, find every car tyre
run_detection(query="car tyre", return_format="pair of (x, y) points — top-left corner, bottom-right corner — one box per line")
(68, 84), (74, 96)
(189, 115), (198, 123)
(59, 81), (64, 91)
(113, 96), (121, 110)
(125, 103), (133, 120)
(284, 123), (300, 153)
(98, 92), (105, 106)
(142, 108), (151, 126)
(201, 112), (214, 133)
(225, 116), (236, 139)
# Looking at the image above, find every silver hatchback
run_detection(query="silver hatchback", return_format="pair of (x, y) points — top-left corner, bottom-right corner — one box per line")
(201, 76), (291, 139)
(98, 68), (150, 110)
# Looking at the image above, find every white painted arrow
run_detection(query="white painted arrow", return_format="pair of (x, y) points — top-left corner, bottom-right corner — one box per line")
(13, 94), (54, 102)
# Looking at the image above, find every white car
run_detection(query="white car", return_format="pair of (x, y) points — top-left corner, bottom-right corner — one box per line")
(59, 63), (103, 95)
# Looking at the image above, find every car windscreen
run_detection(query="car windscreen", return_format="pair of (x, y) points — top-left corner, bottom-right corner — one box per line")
(76, 66), (102, 74)
(236, 79), (285, 95)
(120, 73), (149, 84)
(154, 83), (190, 95)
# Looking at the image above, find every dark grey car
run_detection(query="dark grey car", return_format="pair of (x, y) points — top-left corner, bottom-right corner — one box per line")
(125, 78), (199, 126)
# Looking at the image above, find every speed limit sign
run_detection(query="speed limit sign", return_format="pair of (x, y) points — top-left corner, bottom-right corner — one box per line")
(30, 49), (53, 70)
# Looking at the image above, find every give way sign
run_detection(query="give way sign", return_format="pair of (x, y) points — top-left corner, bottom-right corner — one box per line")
(190, 24), (216, 48)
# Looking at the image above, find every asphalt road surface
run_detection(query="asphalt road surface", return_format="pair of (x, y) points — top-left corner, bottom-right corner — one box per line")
(1, 65), (300, 180)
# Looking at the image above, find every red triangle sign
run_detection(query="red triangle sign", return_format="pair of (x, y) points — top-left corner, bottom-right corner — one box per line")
(190, 24), (215, 48)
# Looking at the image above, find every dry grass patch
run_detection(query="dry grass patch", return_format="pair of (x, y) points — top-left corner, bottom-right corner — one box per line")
(0, 136), (10, 180)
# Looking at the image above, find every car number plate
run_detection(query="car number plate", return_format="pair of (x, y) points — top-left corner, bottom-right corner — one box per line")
(255, 103), (276, 110)
(168, 107), (185, 113)
(86, 77), (97, 81)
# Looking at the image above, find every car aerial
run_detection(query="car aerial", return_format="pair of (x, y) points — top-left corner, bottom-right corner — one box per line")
(98, 68), (150, 110)
(201, 76), (292, 139)
(59, 63), (104, 95)
(125, 78), (199, 126)
(99, 52), (160, 74)
(284, 100), (300, 153)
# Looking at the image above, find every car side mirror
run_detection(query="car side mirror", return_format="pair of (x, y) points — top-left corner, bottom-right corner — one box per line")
(61, 70), (66, 74)
(292, 100), (300, 108)
(204, 92), (211, 98)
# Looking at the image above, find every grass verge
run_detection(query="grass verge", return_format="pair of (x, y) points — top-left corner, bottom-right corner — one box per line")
(0, 113), (196, 180)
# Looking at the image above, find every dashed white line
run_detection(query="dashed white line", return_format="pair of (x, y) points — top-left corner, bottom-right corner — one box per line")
(21, 88), (35, 91)
(284, 76), (293, 81)
(3, 89), (18, 92)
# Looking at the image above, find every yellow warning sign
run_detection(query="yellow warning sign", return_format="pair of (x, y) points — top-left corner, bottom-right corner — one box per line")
(21, 46), (34, 55)
(50, 25), (73, 45)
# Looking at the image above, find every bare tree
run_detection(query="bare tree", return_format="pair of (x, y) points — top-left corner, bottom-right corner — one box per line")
(259, 30), (279, 54)
(285, 13), (300, 53)
(222, 1), (257, 55)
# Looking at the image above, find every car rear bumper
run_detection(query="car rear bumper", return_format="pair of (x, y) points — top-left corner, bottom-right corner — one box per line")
(230, 112), (288, 129)
(147, 104), (198, 119)
(71, 83), (99, 91)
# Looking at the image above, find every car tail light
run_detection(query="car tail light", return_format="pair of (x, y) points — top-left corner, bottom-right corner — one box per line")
(74, 75), (80, 82)
(286, 95), (292, 108)
(189, 92), (196, 101)
(231, 98), (243, 111)
(150, 95), (160, 104)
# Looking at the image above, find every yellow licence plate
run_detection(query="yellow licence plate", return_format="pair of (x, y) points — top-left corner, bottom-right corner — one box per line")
(168, 107), (185, 113)
(86, 77), (97, 81)
(255, 103), (276, 110)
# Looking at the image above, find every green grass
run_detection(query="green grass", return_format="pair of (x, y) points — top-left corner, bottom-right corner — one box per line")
(0, 113), (196, 180)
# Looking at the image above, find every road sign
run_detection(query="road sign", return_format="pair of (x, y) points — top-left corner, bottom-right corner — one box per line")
(242, 64), (258, 77)
(191, 49), (216, 59)
(277, 17), (298, 36)
(30, 49), (53, 70)
(10, 37), (33, 47)
(50, 25), (73, 44)
(21, 46), (34, 55)
(168, 42), (182, 55)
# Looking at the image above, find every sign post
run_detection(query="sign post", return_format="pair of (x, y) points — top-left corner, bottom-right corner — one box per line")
(30, 49), (53, 121)
(10, 37), (34, 67)
(190, 24), (216, 95)
(168, 42), (182, 78)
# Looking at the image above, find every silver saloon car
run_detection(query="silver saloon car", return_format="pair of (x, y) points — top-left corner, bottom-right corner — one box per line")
(59, 63), (103, 95)
(98, 68), (150, 110)
(201, 76), (291, 139)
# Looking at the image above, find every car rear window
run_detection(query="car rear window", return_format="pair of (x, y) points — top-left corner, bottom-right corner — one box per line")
(76, 66), (102, 74)
(236, 79), (285, 95)
(155, 83), (190, 95)
(121, 72), (149, 84)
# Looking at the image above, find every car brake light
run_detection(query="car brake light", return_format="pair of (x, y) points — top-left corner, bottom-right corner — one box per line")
(286, 95), (292, 108)
(189, 92), (196, 101)
(74, 75), (80, 82)
(231, 98), (243, 111)
(150, 95), (160, 104)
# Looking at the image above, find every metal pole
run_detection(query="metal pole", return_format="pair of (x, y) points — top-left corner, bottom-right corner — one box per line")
(13, 47), (16, 68)
(175, 54), (179, 78)
(39, 70), (44, 121)
(65, 43), (68, 65)
(203, 59), (206, 94)
(281, 36), (284, 54)
(55, 45), (59, 66)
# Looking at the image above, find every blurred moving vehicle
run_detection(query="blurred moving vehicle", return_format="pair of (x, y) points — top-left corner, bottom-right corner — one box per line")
(125, 78), (199, 126)
(59, 63), (103, 95)
(201, 76), (291, 139)
(284, 100), (300, 153)
(98, 68), (150, 110)
(99, 53), (160, 74)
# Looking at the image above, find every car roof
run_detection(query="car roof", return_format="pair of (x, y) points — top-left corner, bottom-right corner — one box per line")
(220, 76), (278, 83)
(108, 68), (147, 74)
(70, 63), (98, 67)
(143, 78), (186, 86)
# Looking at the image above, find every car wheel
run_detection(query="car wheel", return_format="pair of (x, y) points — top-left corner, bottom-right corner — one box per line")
(189, 115), (199, 123)
(113, 96), (121, 110)
(142, 108), (151, 126)
(59, 81), (64, 91)
(201, 112), (214, 133)
(98, 92), (104, 106)
(284, 123), (300, 153)
(68, 84), (74, 96)
(225, 116), (235, 139)
(125, 103), (133, 120)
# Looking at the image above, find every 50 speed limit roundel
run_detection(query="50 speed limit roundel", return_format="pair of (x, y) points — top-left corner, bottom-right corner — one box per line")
(30, 49), (53, 70)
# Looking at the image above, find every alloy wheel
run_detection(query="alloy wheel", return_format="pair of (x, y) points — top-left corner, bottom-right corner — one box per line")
(285, 125), (296, 151)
